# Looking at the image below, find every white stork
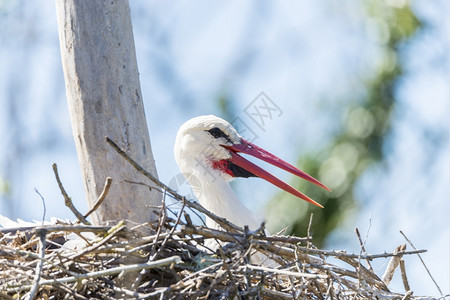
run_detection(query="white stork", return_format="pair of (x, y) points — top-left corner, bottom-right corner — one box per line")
(174, 115), (330, 232)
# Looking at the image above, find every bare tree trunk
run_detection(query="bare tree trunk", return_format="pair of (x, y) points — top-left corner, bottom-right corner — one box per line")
(55, 1), (160, 227)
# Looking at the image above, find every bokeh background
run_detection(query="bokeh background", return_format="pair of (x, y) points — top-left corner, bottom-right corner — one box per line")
(0, 0), (448, 296)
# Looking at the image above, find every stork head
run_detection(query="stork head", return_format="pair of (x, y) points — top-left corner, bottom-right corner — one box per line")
(174, 115), (330, 208)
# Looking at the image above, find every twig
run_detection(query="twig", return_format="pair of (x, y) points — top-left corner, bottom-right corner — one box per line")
(25, 229), (46, 300)
(241, 264), (327, 280)
(180, 261), (223, 284)
(400, 230), (443, 296)
(149, 192), (167, 259)
(123, 179), (154, 189)
(33, 225), (111, 234)
(295, 245), (426, 260)
(399, 259), (410, 292)
(259, 234), (310, 244)
(49, 282), (90, 300)
(0, 224), (100, 235)
(68, 223), (126, 260)
(130, 197), (169, 299)
(0, 245), (80, 278)
(23, 256), (182, 287)
(305, 213), (314, 274)
(113, 286), (146, 299)
(83, 177), (113, 219)
(306, 213), (314, 248)
(181, 226), (250, 246)
(338, 255), (389, 291)
(34, 188), (46, 226)
(382, 244), (406, 286)
(261, 287), (293, 299)
(183, 224), (309, 247)
(52, 163), (89, 225)
(153, 198), (186, 259)
(401, 290), (413, 300)
(355, 227), (374, 273)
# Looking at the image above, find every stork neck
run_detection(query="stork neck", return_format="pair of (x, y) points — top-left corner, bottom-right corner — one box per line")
(193, 176), (261, 231)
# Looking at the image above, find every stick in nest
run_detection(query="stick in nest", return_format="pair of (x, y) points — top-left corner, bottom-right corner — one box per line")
(83, 177), (113, 220)
(400, 230), (443, 296)
(382, 243), (406, 286)
(24, 228), (46, 300)
(52, 163), (89, 225)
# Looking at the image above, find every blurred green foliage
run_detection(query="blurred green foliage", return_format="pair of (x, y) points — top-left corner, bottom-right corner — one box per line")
(266, 0), (421, 246)
(0, 176), (11, 196)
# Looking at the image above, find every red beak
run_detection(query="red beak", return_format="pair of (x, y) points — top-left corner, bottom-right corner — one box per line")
(223, 139), (330, 208)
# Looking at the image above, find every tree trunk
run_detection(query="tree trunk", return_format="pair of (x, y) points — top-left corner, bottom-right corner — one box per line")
(55, 0), (160, 227)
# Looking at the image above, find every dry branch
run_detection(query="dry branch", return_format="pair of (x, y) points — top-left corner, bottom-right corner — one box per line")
(24, 229), (46, 300)
(355, 227), (374, 273)
(400, 230), (443, 296)
(382, 244), (406, 285)
(400, 259), (411, 292)
(83, 177), (113, 220)
(52, 163), (89, 225)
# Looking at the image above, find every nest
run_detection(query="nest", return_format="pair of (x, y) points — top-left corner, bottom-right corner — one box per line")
(0, 199), (437, 300)
(0, 139), (442, 299)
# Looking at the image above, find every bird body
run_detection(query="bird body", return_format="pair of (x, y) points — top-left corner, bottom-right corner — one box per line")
(174, 115), (330, 233)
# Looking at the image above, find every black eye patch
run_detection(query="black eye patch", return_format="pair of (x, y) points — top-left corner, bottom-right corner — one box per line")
(207, 127), (232, 143)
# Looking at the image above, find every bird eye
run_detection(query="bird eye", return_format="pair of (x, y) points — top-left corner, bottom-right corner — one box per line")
(207, 127), (232, 143)
(208, 127), (225, 138)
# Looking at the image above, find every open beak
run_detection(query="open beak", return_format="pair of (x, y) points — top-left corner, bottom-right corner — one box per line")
(223, 139), (331, 208)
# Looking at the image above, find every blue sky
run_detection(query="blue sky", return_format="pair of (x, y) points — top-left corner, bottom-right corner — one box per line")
(0, 0), (448, 296)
